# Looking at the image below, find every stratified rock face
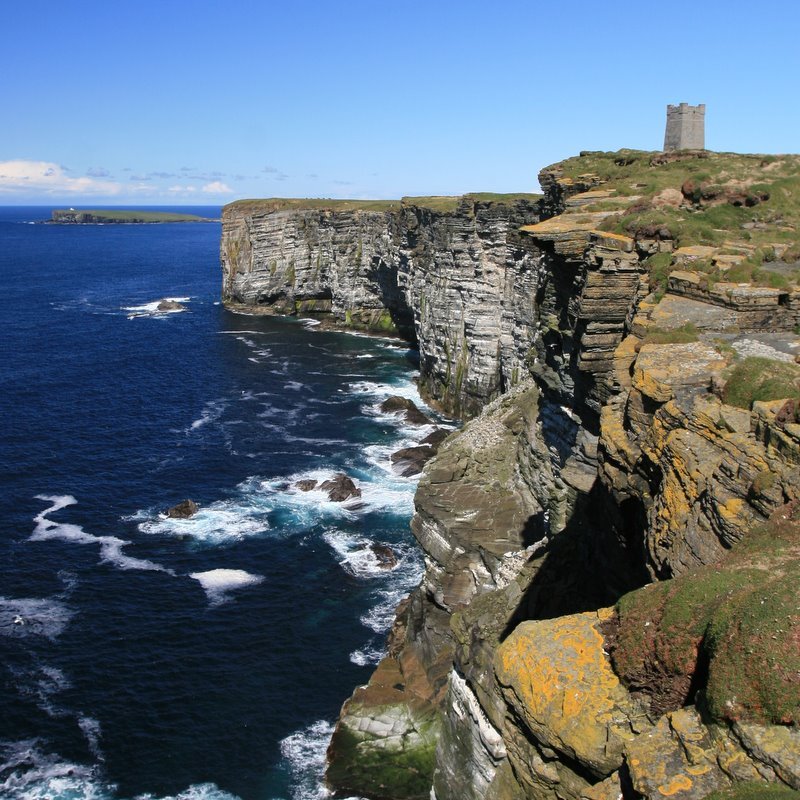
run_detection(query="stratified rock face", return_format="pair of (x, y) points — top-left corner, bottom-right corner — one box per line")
(221, 207), (408, 331)
(221, 198), (543, 416)
(327, 384), (557, 799)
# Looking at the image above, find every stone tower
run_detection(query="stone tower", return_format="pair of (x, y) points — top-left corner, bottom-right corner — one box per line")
(663, 102), (705, 150)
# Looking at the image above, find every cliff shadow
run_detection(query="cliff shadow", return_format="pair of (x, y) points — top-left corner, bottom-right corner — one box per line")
(366, 255), (417, 344)
(500, 482), (651, 640)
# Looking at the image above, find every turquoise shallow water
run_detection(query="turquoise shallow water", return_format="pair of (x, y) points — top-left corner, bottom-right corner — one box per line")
(0, 207), (441, 800)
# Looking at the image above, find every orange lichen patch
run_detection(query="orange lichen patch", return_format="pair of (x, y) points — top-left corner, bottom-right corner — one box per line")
(632, 343), (726, 404)
(658, 774), (694, 796)
(625, 709), (732, 800)
(600, 404), (640, 469)
(674, 245), (718, 264)
(495, 609), (644, 775)
(590, 230), (636, 251)
(520, 213), (609, 236)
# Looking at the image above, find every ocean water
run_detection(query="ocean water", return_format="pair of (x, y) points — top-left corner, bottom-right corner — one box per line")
(0, 207), (442, 800)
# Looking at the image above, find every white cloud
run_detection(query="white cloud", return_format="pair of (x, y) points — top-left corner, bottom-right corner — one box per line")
(168, 185), (198, 193)
(0, 160), (121, 195)
(202, 181), (233, 194)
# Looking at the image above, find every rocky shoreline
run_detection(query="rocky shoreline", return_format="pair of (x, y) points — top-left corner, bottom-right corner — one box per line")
(221, 152), (800, 800)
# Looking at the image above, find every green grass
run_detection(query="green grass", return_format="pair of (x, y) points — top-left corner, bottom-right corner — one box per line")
(226, 198), (402, 214)
(641, 323), (699, 345)
(52, 209), (213, 222)
(722, 357), (800, 409)
(541, 149), (800, 287)
(225, 192), (541, 216)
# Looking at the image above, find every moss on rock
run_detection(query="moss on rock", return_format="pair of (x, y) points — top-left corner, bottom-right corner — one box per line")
(608, 507), (800, 725)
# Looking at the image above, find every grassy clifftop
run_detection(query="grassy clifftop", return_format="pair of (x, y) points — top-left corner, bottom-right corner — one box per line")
(541, 149), (800, 289)
(225, 192), (541, 216)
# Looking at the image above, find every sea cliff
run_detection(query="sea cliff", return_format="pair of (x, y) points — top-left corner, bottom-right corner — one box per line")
(221, 152), (800, 800)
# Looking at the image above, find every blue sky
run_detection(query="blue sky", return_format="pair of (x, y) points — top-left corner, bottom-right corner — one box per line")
(2, 0), (798, 204)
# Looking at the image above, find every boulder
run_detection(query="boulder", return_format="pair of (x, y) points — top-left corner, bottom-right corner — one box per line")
(157, 299), (185, 312)
(496, 608), (646, 776)
(320, 473), (362, 502)
(420, 428), (449, 448)
(380, 396), (433, 426)
(295, 479), (318, 492)
(166, 499), (198, 519)
(391, 445), (436, 477)
(370, 543), (398, 569)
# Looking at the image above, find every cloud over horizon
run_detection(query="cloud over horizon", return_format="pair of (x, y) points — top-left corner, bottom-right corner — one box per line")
(0, 160), (121, 195)
(167, 181), (233, 195)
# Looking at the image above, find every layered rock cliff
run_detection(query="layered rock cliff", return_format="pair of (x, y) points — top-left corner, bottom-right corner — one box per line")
(220, 152), (800, 800)
(221, 194), (542, 416)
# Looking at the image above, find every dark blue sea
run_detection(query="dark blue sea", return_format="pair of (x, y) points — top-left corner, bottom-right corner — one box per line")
(0, 207), (440, 800)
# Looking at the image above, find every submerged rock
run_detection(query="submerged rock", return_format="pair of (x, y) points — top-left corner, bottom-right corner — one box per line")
(370, 543), (398, 569)
(166, 499), (198, 518)
(380, 396), (433, 426)
(320, 473), (361, 502)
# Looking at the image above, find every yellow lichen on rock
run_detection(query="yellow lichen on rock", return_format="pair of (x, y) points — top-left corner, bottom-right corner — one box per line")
(495, 609), (645, 776)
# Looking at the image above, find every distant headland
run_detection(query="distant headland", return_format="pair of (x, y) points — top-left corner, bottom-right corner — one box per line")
(48, 209), (219, 224)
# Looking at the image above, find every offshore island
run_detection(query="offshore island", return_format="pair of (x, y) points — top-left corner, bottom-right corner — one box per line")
(220, 107), (800, 800)
(49, 208), (218, 223)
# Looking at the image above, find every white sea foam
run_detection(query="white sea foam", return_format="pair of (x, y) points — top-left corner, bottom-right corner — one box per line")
(359, 546), (423, 635)
(358, 481), (417, 516)
(0, 740), (115, 800)
(134, 784), (243, 800)
(300, 318), (321, 327)
(322, 531), (401, 579)
(0, 739), (242, 800)
(189, 399), (227, 431)
(137, 501), (268, 545)
(359, 592), (406, 635)
(0, 597), (75, 640)
(278, 721), (337, 800)
(189, 569), (264, 605)
(32, 496), (172, 574)
(349, 644), (387, 666)
(379, 343), (414, 354)
(77, 716), (104, 761)
(256, 468), (415, 526)
(355, 354), (374, 359)
(133, 783), (240, 800)
(284, 381), (304, 391)
(362, 440), (422, 482)
(344, 379), (421, 402)
(123, 297), (191, 318)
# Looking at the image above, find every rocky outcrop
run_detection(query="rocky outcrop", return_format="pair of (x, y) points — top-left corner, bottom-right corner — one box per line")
(381, 396), (433, 426)
(221, 195), (543, 416)
(166, 499), (198, 518)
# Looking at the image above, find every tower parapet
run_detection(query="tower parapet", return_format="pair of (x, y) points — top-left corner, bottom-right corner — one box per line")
(664, 102), (705, 151)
